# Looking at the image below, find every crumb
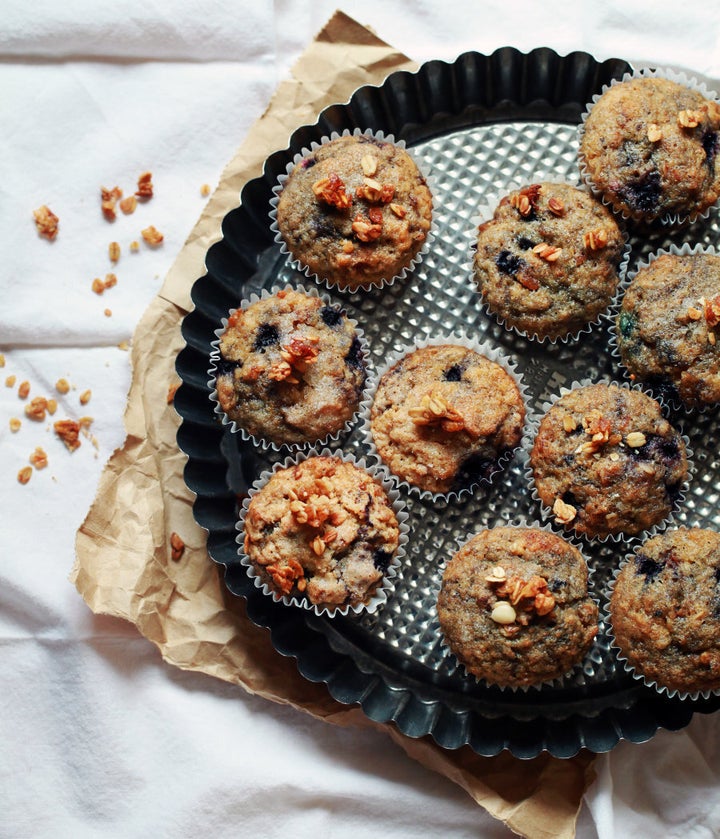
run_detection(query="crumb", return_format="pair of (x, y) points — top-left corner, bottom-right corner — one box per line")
(167, 383), (180, 404)
(200, 183), (211, 197)
(117, 340), (129, 351)
(17, 466), (32, 485)
(33, 205), (59, 240)
(119, 195), (137, 215)
(170, 532), (185, 561)
(5, 375), (16, 387)
(55, 378), (70, 394)
(141, 225), (163, 246)
(79, 389), (91, 405)
(9, 418), (21, 432)
(129, 240), (140, 253)
(101, 186), (123, 221)
(18, 381), (30, 399)
(135, 171), (154, 199)
(108, 242), (121, 262)
(47, 398), (57, 415)
(104, 308), (112, 317)
(0, 354), (5, 367)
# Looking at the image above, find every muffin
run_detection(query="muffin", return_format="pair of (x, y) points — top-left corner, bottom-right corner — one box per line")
(437, 526), (598, 688)
(610, 528), (720, 696)
(242, 454), (401, 610)
(368, 343), (526, 496)
(579, 74), (720, 223)
(473, 181), (625, 341)
(212, 288), (367, 447)
(616, 250), (720, 409)
(274, 133), (433, 291)
(530, 382), (689, 539)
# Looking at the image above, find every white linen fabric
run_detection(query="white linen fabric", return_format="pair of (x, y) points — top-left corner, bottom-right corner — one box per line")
(3, 2), (720, 837)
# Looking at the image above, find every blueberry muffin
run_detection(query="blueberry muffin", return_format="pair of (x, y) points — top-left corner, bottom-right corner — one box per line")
(473, 182), (625, 340)
(580, 75), (720, 222)
(214, 289), (366, 446)
(530, 382), (688, 539)
(437, 527), (598, 687)
(616, 251), (720, 409)
(369, 344), (525, 495)
(610, 528), (720, 695)
(242, 455), (401, 609)
(275, 134), (433, 290)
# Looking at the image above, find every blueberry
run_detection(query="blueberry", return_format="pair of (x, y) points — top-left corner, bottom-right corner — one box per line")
(457, 453), (498, 485)
(703, 130), (719, 163)
(215, 358), (242, 375)
(516, 236), (537, 250)
(320, 305), (344, 327)
(300, 155), (317, 169)
(619, 170), (662, 214)
(373, 549), (392, 573)
(495, 250), (525, 276)
(312, 217), (340, 239)
(618, 311), (637, 339)
(443, 364), (463, 382)
(253, 323), (279, 352)
(635, 552), (665, 582)
(646, 377), (680, 406)
(548, 578), (567, 593)
(345, 336), (364, 369)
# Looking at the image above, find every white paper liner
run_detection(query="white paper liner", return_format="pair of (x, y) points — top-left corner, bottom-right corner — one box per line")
(207, 283), (373, 453)
(360, 332), (529, 502)
(235, 447), (409, 617)
(605, 537), (720, 701)
(578, 66), (720, 227)
(524, 377), (694, 544)
(436, 517), (601, 693)
(469, 175), (631, 344)
(608, 241), (720, 414)
(268, 127), (436, 293)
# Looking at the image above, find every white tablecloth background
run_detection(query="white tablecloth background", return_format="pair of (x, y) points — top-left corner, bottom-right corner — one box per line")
(3, 2), (720, 837)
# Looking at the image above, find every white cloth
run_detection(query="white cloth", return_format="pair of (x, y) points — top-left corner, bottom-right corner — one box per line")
(3, 2), (720, 837)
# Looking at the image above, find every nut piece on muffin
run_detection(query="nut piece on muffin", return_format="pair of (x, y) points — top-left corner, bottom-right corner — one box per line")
(213, 289), (367, 447)
(275, 134), (433, 290)
(473, 181), (625, 341)
(369, 344), (525, 496)
(530, 382), (688, 539)
(610, 527), (720, 696)
(437, 526), (598, 688)
(579, 75), (720, 222)
(243, 455), (400, 609)
(616, 251), (720, 409)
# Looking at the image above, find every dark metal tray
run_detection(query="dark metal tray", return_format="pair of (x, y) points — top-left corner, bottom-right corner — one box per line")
(175, 47), (720, 758)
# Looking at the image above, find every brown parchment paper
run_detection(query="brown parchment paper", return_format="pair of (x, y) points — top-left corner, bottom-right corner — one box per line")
(72, 11), (596, 838)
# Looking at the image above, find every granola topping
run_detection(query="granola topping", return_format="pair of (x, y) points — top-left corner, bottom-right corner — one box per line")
(487, 571), (557, 625)
(647, 123), (663, 143)
(547, 196), (565, 217)
(582, 228), (609, 251)
(553, 497), (577, 524)
(351, 210), (383, 242)
(312, 173), (351, 209)
(355, 178), (395, 204)
(360, 154), (377, 176)
(510, 184), (542, 217)
(407, 392), (466, 434)
(268, 334), (320, 384)
(266, 558), (306, 595)
(532, 242), (563, 262)
(678, 108), (703, 129)
(625, 431), (647, 448)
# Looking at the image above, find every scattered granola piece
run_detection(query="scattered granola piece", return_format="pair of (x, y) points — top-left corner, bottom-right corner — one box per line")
(9, 418), (21, 433)
(91, 274), (116, 295)
(54, 419), (81, 451)
(553, 497), (577, 524)
(46, 398), (57, 415)
(17, 466), (32, 485)
(141, 225), (164, 246)
(129, 240), (140, 253)
(312, 173), (351, 209)
(170, 532), (185, 561)
(33, 205), (59, 240)
(29, 447), (48, 470)
(510, 183), (542, 217)
(5, 375), (16, 387)
(104, 308), (112, 317)
(55, 378), (70, 394)
(532, 242), (563, 262)
(678, 109), (703, 129)
(484, 565), (507, 583)
(79, 389), (92, 406)
(200, 183), (211, 197)
(119, 195), (137, 215)
(108, 241), (121, 262)
(135, 171), (154, 199)
(167, 383), (180, 404)
(117, 340), (129, 351)
(0, 354), (5, 367)
(562, 415), (578, 433)
(24, 396), (48, 421)
(101, 186), (123, 221)
(18, 381), (30, 399)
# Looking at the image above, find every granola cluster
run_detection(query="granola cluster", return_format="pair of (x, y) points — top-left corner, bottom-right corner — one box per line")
(486, 565), (556, 635)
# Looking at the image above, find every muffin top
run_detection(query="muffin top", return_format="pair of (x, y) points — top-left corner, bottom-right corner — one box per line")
(214, 289), (366, 446)
(580, 76), (720, 222)
(610, 528), (720, 695)
(473, 182), (625, 340)
(243, 455), (400, 608)
(369, 344), (525, 495)
(616, 252), (720, 408)
(530, 382), (688, 539)
(275, 134), (432, 290)
(437, 527), (598, 688)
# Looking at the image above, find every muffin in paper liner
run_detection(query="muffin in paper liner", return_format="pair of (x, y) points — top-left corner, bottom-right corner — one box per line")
(360, 332), (528, 502)
(578, 67), (720, 227)
(470, 176), (630, 344)
(207, 284), (372, 453)
(269, 128), (435, 293)
(435, 519), (601, 693)
(608, 242), (720, 413)
(525, 378), (693, 544)
(606, 528), (720, 701)
(236, 447), (409, 617)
